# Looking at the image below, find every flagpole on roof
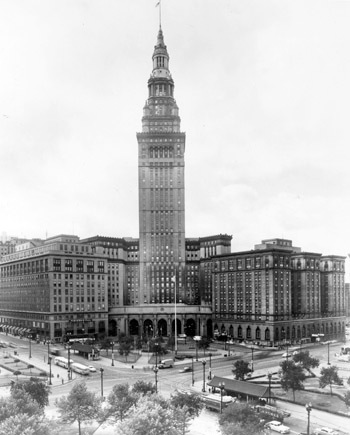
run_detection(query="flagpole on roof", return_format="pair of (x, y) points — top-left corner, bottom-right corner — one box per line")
(156, 0), (162, 28)
(175, 274), (177, 355)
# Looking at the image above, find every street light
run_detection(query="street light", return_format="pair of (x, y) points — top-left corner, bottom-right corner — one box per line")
(251, 347), (254, 373)
(202, 360), (206, 392)
(67, 344), (71, 380)
(47, 340), (51, 361)
(305, 402), (312, 435)
(100, 367), (104, 398)
(154, 366), (159, 393)
(219, 381), (225, 414)
(155, 341), (159, 369)
(28, 334), (32, 359)
(111, 341), (114, 367)
(268, 372), (272, 405)
(191, 356), (194, 386)
(48, 356), (52, 385)
(327, 342), (330, 365)
(196, 339), (198, 362)
(208, 353), (212, 380)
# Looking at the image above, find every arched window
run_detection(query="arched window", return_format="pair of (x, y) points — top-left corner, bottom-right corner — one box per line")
(265, 328), (270, 341)
(256, 327), (261, 340)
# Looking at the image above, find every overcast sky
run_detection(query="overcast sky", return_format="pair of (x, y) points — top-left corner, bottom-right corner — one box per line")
(1, 0), (350, 269)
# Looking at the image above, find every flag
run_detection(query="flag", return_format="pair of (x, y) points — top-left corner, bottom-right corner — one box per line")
(171, 276), (176, 283)
(155, 1), (160, 7)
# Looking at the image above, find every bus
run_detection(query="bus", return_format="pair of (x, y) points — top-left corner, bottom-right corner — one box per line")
(254, 404), (290, 420)
(70, 363), (90, 375)
(54, 356), (73, 369)
(203, 394), (235, 412)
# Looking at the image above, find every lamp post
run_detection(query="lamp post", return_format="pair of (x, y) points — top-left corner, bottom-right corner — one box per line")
(155, 341), (159, 369)
(327, 342), (330, 365)
(47, 340), (51, 361)
(100, 367), (104, 398)
(208, 353), (212, 380)
(305, 402), (312, 435)
(196, 340), (198, 362)
(191, 356), (194, 386)
(67, 344), (71, 380)
(251, 347), (254, 373)
(48, 356), (52, 385)
(28, 334), (32, 359)
(111, 341), (114, 367)
(268, 372), (272, 405)
(154, 366), (159, 393)
(219, 381), (225, 414)
(202, 360), (206, 392)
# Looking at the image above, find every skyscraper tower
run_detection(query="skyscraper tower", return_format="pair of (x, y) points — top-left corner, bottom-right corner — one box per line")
(137, 27), (186, 306)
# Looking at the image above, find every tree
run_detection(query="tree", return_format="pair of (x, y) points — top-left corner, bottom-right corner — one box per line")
(114, 395), (178, 435)
(0, 414), (56, 435)
(218, 402), (262, 430)
(11, 377), (50, 409)
(343, 390), (350, 411)
(232, 360), (251, 380)
(132, 380), (156, 396)
(55, 381), (102, 435)
(293, 351), (319, 374)
(99, 337), (112, 355)
(105, 383), (138, 423)
(279, 360), (306, 402)
(170, 391), (203, 417)
(319, 365), (343, 396)
(198, 336), (210, 352)
(0, 391), (42, 423)
(119, 335), (133, 362)
(222, 421), (264, 435)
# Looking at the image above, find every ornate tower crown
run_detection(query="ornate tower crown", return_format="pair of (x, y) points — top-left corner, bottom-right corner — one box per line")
(141, 27), (180, 133)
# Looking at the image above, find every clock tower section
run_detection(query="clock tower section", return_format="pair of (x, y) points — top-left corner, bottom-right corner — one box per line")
(137, 27), (186, 305)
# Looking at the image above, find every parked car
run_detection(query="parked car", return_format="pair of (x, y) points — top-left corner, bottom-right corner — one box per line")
(178, 366), (192, 373)
(313, 428), (338, 435)
(88, 365), (97, 372)
(264, 420), (290, 434)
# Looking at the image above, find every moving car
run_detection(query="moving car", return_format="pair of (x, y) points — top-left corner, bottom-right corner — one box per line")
(88, 365), (97, 372)
(178, 366), (192, 373)
(313, 428), (338, 435)
(264, 420), (290, 434)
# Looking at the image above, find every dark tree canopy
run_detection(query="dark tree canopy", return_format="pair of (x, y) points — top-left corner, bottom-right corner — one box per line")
(293, 350), (319, 373)
(319, 365), (343, 395)
(170, 391), (203, 417)
(10, 377), (50, 409)
(132, 380), (156, 396)
(219, 402), (263, 433)
(232, 360), (251, 380)
(279, 360), (306, 402)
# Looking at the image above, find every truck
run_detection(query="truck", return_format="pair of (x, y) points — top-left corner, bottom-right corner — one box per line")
(158, 358), (174, 369)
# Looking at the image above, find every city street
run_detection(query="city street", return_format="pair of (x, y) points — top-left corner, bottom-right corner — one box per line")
(1, 333), (350, 434)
